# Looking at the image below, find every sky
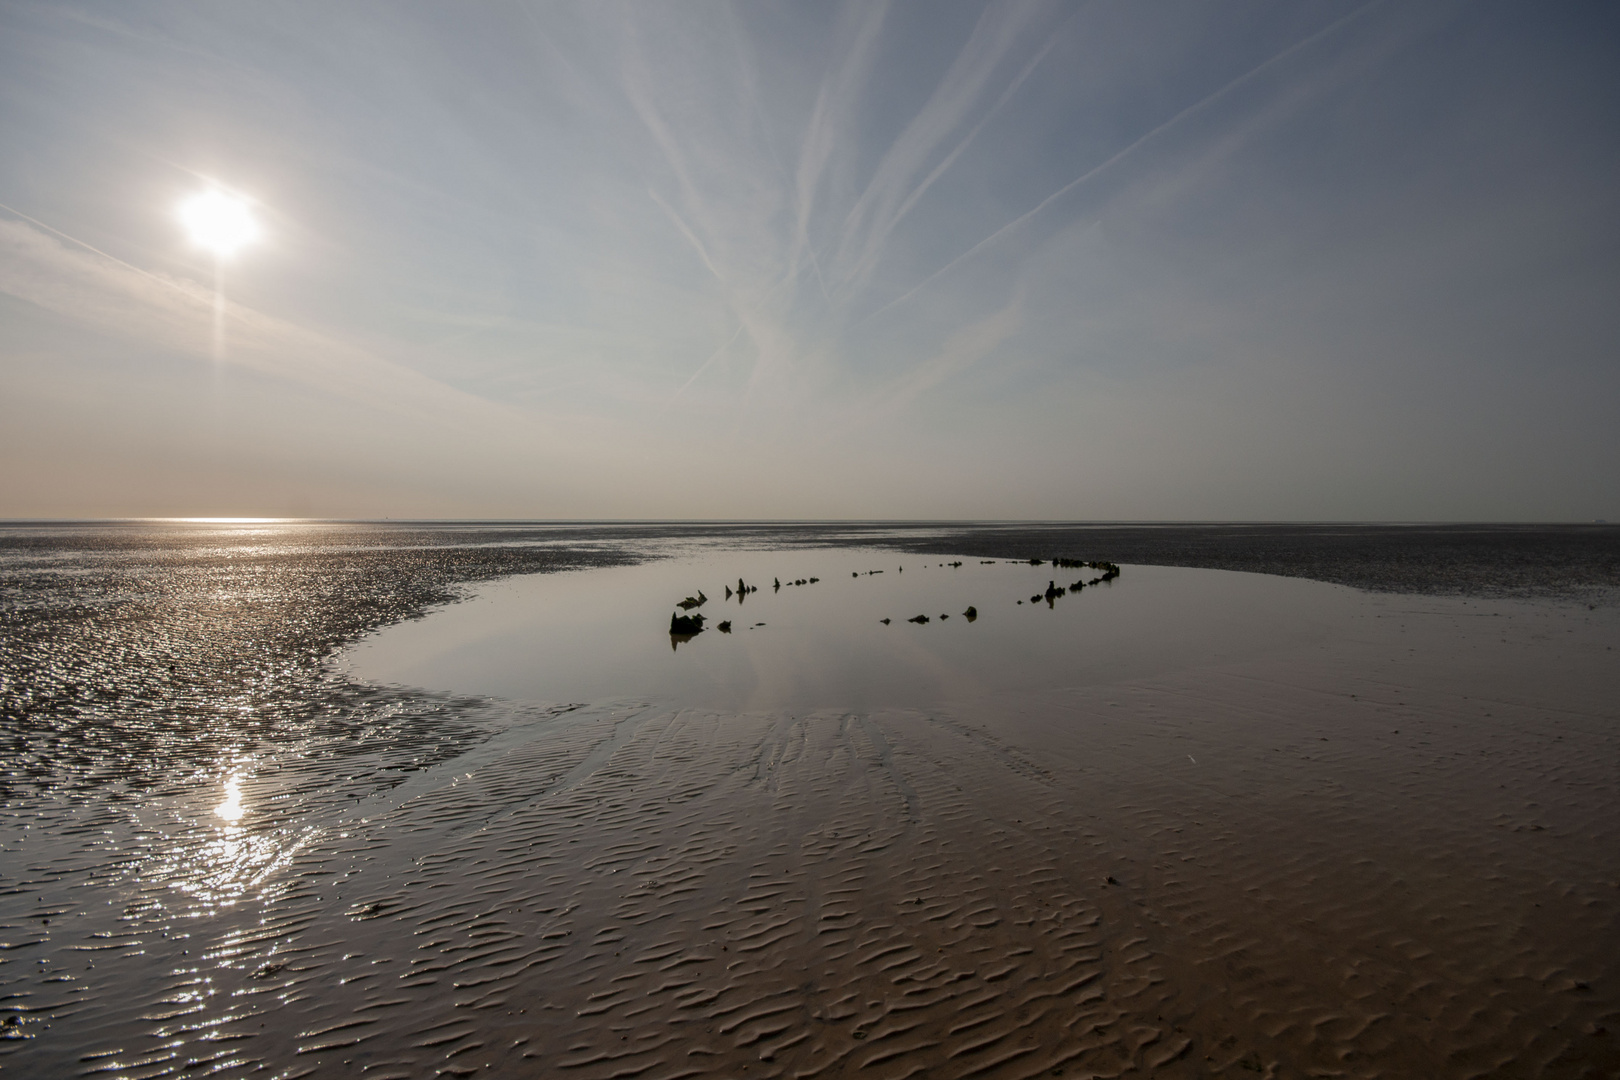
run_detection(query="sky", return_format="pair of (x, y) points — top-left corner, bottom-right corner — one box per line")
(1, 0), (1616, 521)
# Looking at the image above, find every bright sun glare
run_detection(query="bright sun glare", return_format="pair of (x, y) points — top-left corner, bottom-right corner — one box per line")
(214, 774), (245, 823)
(178, 189), (260, 258)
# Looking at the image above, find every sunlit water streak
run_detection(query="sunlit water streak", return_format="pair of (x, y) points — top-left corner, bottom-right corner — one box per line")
(213, 774), (244, 823)
(0, 521), (642, 1064)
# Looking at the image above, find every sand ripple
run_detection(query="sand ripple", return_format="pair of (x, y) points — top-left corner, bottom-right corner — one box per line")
(3, 526), (1617, 1078)
(9, 596), (1618, 1078)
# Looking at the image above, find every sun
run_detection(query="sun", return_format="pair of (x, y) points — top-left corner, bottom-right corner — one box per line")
(178, 189), (260, 258)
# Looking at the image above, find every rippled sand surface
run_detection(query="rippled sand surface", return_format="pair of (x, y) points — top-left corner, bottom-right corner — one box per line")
(3, 525), (1618, 1078)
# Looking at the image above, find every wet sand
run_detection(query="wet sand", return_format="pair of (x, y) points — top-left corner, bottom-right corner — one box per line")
(3, 525), (1618, 1078)
(312, 581), (1620, 1077)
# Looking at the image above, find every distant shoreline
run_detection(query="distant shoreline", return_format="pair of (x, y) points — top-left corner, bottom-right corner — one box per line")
(3, 519), (1616, 604)
(855, 521), (1620, 605)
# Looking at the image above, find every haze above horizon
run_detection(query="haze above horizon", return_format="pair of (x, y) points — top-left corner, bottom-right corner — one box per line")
(2, 1), (1616, 521)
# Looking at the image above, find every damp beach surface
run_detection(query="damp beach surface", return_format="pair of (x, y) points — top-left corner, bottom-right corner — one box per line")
(3, 524), (1619, 1078)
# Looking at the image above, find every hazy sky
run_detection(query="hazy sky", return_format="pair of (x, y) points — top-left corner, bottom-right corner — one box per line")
(2, 1), (1616, 520)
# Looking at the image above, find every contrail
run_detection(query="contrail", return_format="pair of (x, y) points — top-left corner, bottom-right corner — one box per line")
(0, 199), (198, 301)
(648, 188), (727, 288)
(859, 0), (1386, 326)
(660, 321), (745, 414)
(836, 4), (1074, 303)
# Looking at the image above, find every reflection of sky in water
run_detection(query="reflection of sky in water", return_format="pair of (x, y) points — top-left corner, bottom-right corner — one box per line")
(345, 547), (1364, 713)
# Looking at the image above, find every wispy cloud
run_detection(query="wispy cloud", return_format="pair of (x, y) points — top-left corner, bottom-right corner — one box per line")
(865, 296), (1024, 420)
(789, 0), (889, 306)
(828, 1), (1055, 302)
(603, 0), (1069, 412)
(4, 0), (1612, 518)
(862, 0), (1388, 326)
(0, 217), (524, 430)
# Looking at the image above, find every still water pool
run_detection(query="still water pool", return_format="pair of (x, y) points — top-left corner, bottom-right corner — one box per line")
(342, 546), (1361, 711)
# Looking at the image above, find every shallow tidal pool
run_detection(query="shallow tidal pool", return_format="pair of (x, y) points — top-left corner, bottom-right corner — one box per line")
(342, 546), (1362, 711)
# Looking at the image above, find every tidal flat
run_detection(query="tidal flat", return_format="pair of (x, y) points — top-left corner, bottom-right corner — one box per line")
(2, 521), (1617, 1078)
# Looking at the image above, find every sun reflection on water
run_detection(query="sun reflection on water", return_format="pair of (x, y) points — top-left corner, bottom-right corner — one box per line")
(143, 765), (307, 915)
(214, 774), (245, 823)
